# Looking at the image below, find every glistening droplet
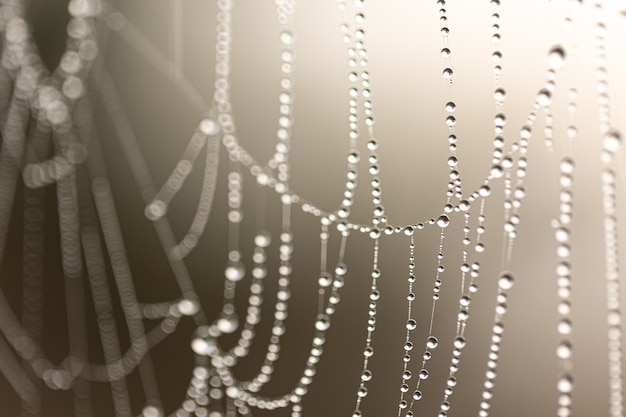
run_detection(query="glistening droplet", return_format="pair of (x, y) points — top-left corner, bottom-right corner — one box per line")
(548, 45), (566, 69)
(436, 215), (450, 228)
(498, 271), (515, 290)
(603, 129), (623, 153)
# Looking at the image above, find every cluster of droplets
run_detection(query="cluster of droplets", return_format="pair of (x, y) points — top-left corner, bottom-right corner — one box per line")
(144, 124), (217, 224)
(273, 0), (296, 190)
(395, 238), (420, 415)
(535, 44), (566, 151)
(431, 212), (484, 417)
(337, 0), (388, 227)
(553, 157), (575, 417)
(352, 239), (381, 417)
(1, 0), (102, 188)
(476, 272), (515, 417)
(601, 168), (624, 417)
(437, 0), (463, 203)
(168, 366), (212, 417)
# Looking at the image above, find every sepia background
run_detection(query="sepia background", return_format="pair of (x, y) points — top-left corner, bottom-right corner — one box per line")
(1, 0), (626, 416)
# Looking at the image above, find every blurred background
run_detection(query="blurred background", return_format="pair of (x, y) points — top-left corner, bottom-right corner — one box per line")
(1, 0), (626, 416)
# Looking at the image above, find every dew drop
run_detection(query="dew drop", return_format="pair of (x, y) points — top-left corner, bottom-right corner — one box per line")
(418, 369), (429, 380)
(494, 88), (506, 101)
(556, 340), (573, 359)
(200, 118), (220, 136)
(548, 45), (566, 69)
(254, 230), (272, 248)
(603, 129), (623, 153)
(454, 336), (466, 349)
(436, 215), (450, 228)
(217, 313), (239, 333)
(557, 373), (574, 393)
(498, 271), (515, 290)
(441, 48), (451, 58)
(142, 406), (163, 417)
(406, 319), (417, 330)
(361, 369), (372, 381)
(224, 261), (245, 281)
(315, 314), (331, 331)
(318, 272), (332, 287)
(537, 88), (552, 106)
(443, 68), (454, 79)
(178, 299), (200, 316)
(335, 263), (348, 276)
(145, 200), (167, 221)
(426, 336), (439, 349)
(280, 31), (294, 45)
(445, 101), (456, 112)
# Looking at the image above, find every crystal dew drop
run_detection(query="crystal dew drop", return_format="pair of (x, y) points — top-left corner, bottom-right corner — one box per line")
(224, 261), (245, 281)
(548, 45), (566, 69)
(498, 271), (515, 290)
(436, 214), (450, 228)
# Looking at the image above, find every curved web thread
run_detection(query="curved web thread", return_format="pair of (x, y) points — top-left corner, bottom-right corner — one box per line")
(0, 1), (624, 417)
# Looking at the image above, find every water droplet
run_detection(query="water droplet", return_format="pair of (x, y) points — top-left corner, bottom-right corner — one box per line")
(537, 88), (552, 106)
(335, 263), (348, 276)
(498, 271), (515, 290)
(443, 68), (454, 79)
(191, 336), (216, 356)
(441, 48), (451, 58)
(436, 215), (450, 228)
(217, 313), (239, 333)
(560, 158), (575, 174)
(406, 319), (417, 330)
(603, 129), (623, 153)
(145, 200), (167, 221)
(318, 272), (332, 287)
(315, 314), (331, 331)
(402, 370), (412, 380)
(445, 101), (456, 112)
(280, 31), (294, 45)
(142, 405), (163, 417)
(426, 336), (439, 349)
(200, 118), (219, 136)
(494, 88), (506, 101)
(178, 299), (199, 316)
(254, 230), (272, 248)
(361, 370), (372, 381)
(418, 369), (429, 379)
(490, 165), (504, 178)
(454, 336), (466, 349)
(557, 318), (572, 335)
(224, 261), (245, 281)
(357, 387), (368, 397)
(548, 45), (566, 69)
(557, 373), (574, 393)
(413, 390), (423, 400)
(556, 340), (573, 359)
